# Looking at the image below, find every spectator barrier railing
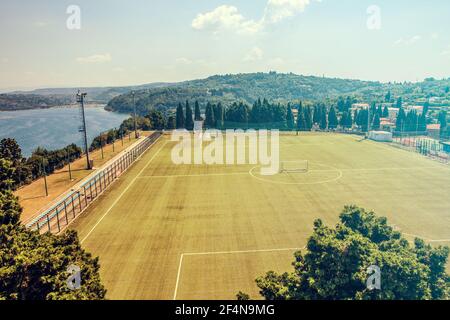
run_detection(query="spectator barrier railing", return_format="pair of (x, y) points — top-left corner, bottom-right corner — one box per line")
(26, 132), (162, 234)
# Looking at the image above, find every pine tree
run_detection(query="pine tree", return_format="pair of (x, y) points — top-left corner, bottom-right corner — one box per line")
(304, 106), (312, 131)
(296, 104), (306, 131)
(312, 104), (321, 125)
(438, 110), (447, 137)
(382, 106), (389, 118)
(185, 101), (194, 130)
(372, 114), (381, 130)
(337, 97), (345, 113)
(396, 107), (406, 132)
(328, 106), (338, 129)
(385, 90), (391, 102)
(286, 104), (295, 130)
(396, 97), (403, 109)
(377, 105), (383, 117)
(320, 106), (328, 130)
(205, 102), (215, 128)
(340, 112), (352, 130)
(176, 103), (185, 129)
(194, 101), (202, 121)
(215, 103), (224, 129)
(418, 113), (427, 132)
(344, 96), (352, 113)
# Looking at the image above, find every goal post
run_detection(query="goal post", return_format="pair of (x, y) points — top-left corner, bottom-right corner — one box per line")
(279, 160), (309, 173)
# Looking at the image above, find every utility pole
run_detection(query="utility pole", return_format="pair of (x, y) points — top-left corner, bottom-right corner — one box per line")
(132, 91), (138, 139)
(367, 105), (371, 136)
(67, 151), (73, 181)
(77, 91), (92, 170)
(41, 159), (48, 197)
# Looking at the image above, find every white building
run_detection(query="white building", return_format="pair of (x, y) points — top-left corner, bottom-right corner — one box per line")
(369, 131), (393, 142)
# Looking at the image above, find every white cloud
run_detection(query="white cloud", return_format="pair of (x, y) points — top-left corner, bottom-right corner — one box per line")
(192, 5), (262, 35)
(244, 47), (264, 61)
(76, 53), (112, 64)
(192, 0), (320, 35)
(175, 57), (193, 65)
(431, 33), (439, 40)
(262, 0), (318, 24)
(394, 35), (421, 46)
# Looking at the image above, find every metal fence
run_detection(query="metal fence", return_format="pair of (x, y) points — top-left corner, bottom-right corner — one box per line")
(26, 132), (162, 234)
(391, 133), (449, 163)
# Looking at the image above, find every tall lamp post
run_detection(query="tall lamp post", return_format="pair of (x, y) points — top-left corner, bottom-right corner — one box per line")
(77, 91), (92, 170)
(132, 91), (138, 139)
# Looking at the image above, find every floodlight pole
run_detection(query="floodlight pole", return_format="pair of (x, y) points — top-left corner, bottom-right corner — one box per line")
(77, 91), (92, 170)
(132, 91), (138, 139)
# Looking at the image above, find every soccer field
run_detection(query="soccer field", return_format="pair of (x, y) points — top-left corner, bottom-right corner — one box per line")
(70, 132), (450, 300)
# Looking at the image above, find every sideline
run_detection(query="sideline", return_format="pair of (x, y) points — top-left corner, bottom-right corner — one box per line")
(80, 139), (168, 244)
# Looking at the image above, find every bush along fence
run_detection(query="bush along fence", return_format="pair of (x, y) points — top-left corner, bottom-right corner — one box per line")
(26, 132), (162, 234)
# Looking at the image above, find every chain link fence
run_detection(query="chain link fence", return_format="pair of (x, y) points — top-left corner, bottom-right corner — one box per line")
(26, 132), (162, 234)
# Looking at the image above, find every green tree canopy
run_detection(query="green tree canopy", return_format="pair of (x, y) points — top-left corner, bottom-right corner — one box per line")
(185, 101), (194, 130)
(286, 104), (295, 130)
(328, 106), (338, 129)
(194, 101), (202, 121)
(244, 206), (449, 300)
(176, 103), (185, 129)
(146, 109), (166, 130)
(0, 191), (106, 300)
(205, 102), (215, 128)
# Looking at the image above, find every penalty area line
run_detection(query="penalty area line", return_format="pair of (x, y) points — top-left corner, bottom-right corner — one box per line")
(138, 172), (250, 179)
(80, 139), (168, 244)
(173, 247), (304, 300)
(402, 232), (450, 243)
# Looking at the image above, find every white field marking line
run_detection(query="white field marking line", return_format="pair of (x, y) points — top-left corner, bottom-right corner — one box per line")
(173, 254), (184, 301)
(25, 136), (147, 226)
(80, 139), (168, 244)
(138, 172), (250, 179)
(316, 166), (448, 172)
(249, 165), (343, 186)
(173, 247), (304, 300)
(391, 225), (450, 243)
(401, 232), (450, 243)
(143, 166), (448, 180)
(58, 137), (158, 234)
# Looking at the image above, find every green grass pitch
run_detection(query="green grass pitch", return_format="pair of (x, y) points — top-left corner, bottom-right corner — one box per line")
(70, 132), (450, 300)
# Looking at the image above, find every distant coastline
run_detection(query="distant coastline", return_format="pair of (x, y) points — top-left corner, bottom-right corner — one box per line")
(0, 103), (120, 112)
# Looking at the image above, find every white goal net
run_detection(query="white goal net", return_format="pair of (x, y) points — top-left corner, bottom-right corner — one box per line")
(279, 160), (309, 173)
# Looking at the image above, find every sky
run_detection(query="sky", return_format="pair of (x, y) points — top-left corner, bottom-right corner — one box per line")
(0, 0), (449, 91)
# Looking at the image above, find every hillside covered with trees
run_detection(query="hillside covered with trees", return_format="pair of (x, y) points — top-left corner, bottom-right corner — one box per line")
(107, 73), (450, 115)
(0, 94), (75, 111)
